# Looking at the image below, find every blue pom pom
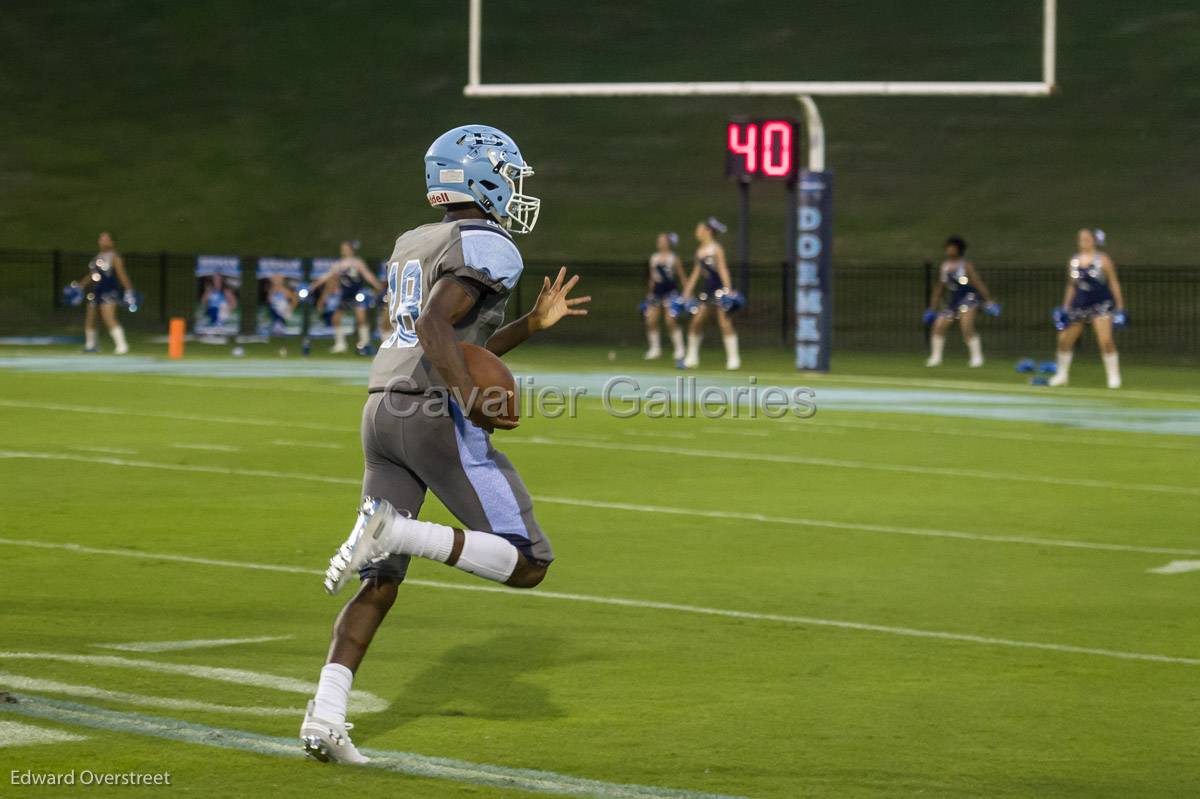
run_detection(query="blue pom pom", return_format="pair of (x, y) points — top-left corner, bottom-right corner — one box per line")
(1038, 361), (1057, 374)
(1015, 358), (1036, 374)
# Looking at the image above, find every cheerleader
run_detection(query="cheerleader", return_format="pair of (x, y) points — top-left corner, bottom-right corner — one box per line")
(77, 231), (133, 354)
(923, 236), (998, 367)
(1049, 228), (1126, 389)
(682, 218), (739, 370)
(310, 241), (384, 354)
(642, 232), (687, 361)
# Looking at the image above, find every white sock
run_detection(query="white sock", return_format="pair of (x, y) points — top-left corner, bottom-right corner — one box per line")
(312, 662), (353, 726)
(669, 328), (685, 359)
(333, 330), (347, 350)
(85, 329), (97, 350)
(646, 329), (661, 353)
(723, 333), (740, 368)
(110, 325), (128, 354)
(1056, 350), (1073, 378)
(357, 325), (370, 349)
(381, 515), (454, 561)
(1102, 351), (1121, 388)
(927, 334), (945, 365)
(454, 530), (519, 583)
(381, 516), (518, 584)
(684, 333), (702, 366)
(966, 335), (982, 365)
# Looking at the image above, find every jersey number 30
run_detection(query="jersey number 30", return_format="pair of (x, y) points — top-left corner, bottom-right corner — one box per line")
(383, 259), (422, 348)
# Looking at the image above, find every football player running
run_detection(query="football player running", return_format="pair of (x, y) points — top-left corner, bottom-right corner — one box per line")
(75, 231), (134, 354)
(1049, 228), (1127, 388)
(309, 240), (385, 354)
(681, 217), (741, 370)
(922, 236), (998, 368)
(642, 232), (687, 361)
(300, 125), (590, 764)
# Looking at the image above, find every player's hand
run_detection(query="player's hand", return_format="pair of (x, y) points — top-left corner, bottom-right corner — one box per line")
(921, 309), (938, 325)
(467, 391), (519, 433)
(530, 267), (590, 331)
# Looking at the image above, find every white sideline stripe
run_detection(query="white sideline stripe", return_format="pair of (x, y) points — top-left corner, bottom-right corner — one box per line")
(0, 719), (87, 748)
(0, 451), (1194, 557)
(1, 696), (742, 799)
(0, 673), (298, 717)
(511, 436), (1200, 496)
(95, 635), (293, 652)
(0, 538), (1197, 667)
(69, 445), (138, 455)
(170, 442), (241, 453)
(270, 439), (343, 450)
(0, 652), (386, 714)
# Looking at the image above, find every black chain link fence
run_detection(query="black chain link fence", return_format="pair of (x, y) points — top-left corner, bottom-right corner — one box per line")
(2, 249), (1196, 359)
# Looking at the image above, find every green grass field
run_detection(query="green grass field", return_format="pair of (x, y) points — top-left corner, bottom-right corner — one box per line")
(1, 343), (1198, 797)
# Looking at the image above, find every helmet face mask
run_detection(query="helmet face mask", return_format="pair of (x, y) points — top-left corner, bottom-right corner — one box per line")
(424, 125), (541, 234)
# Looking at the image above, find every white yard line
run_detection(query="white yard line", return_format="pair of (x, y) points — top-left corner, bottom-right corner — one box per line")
(95, 635), (293, 653)
(270, 439), (343, 450)
(0, 450), (1194, 556)
(1147, 560), (1200, 575)
(0, 719), (87, 748)
(510, 436), (1200, 496)
(799, 417), (1200, 451)
(170, 443), (241, 453)
(0, 673), (299, 717)
(0, 399), (353, 434)
(0, 696), (742, 799)
(0, 652), (384, 713)
(0, 537), (1196, 667)
(68, 445), (138, 455)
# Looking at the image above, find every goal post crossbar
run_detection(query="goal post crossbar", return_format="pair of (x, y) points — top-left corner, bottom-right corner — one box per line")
(464, 0), (1056, 99)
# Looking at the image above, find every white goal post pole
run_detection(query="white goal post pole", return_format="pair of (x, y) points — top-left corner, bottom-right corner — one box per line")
(1043, 0), (1057, 90)
(796, 96), (825, 171)
(468, 0), (482, 89)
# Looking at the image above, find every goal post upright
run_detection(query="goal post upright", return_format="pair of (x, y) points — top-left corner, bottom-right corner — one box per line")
(464, 0), (1057, 370)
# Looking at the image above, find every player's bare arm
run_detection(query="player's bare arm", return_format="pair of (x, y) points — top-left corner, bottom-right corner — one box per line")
(486, 266), (590, 358)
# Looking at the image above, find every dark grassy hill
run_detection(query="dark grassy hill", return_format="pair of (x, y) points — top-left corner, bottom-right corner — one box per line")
(2, 1), (1198, 266)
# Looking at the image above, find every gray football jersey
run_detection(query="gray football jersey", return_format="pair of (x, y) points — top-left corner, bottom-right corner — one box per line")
(368, 219), (523, 392)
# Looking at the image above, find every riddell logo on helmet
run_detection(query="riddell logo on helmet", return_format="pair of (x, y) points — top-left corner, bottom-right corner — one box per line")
(427, 191), (451, 205)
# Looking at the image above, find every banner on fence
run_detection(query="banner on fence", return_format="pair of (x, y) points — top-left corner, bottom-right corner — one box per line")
(256, 257), (303, 337)
(194, 256), (241, 336)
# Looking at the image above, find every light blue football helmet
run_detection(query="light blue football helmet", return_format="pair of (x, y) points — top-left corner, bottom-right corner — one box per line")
(424, 124), (540, 234)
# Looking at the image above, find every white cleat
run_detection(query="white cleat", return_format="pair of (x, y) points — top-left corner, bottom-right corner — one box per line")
(323, 497), (396, 595)
(682, 355), (699, 369)
(1048, 373), (1068, 387)
(1107, 377), (1122, 389)
(924, 357), (942, 368)
(643, 347), (662, 360)
(330, 341), (348, 354)
(725, 357), (741, 370)
(968, 357), (984, 368)
(300, 700), (369, 764)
